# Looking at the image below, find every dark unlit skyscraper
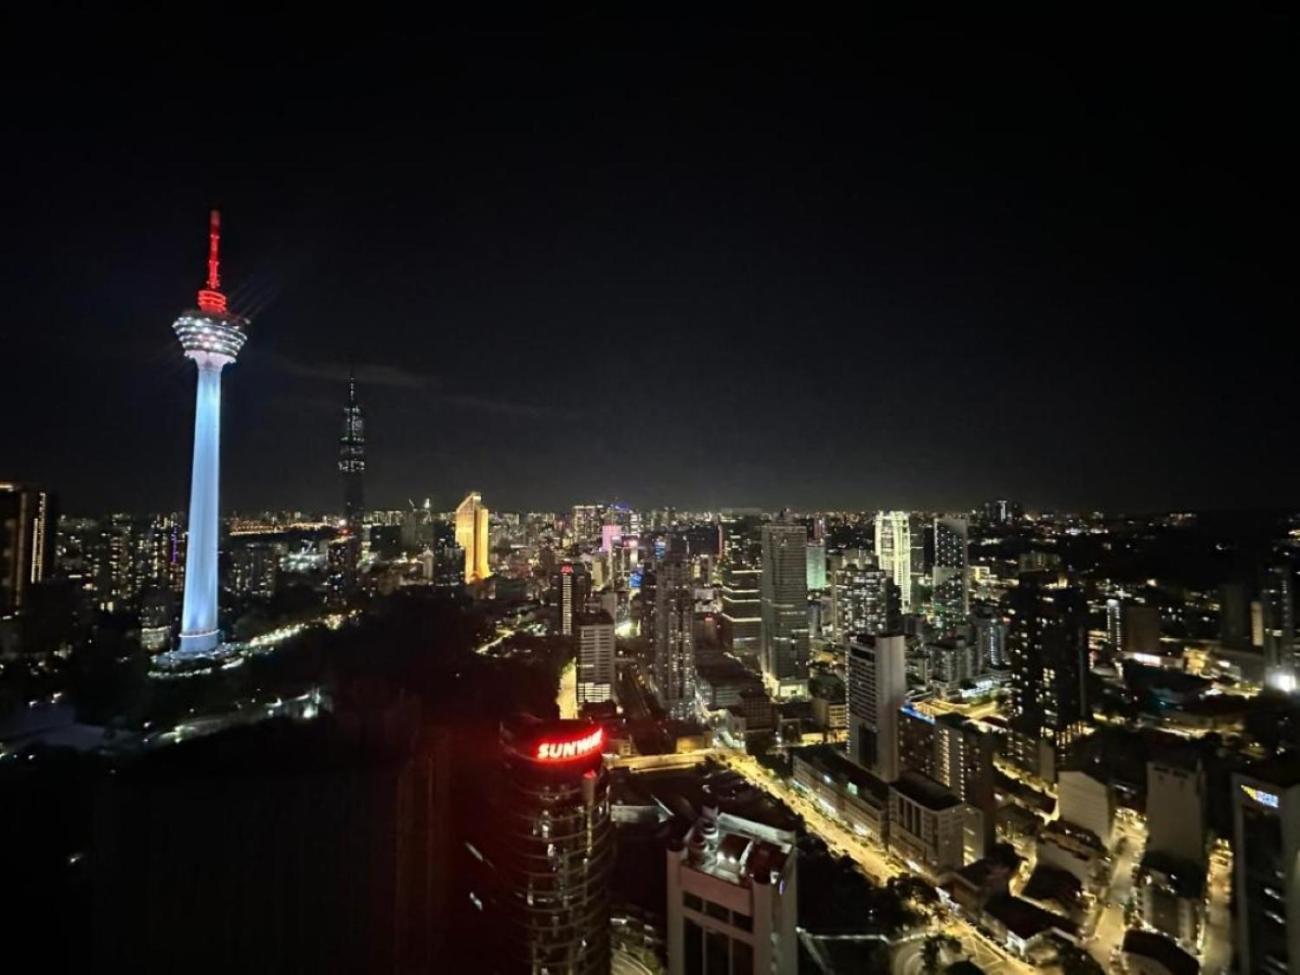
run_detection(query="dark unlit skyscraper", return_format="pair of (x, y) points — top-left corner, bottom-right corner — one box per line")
(760, 524), (809, 692)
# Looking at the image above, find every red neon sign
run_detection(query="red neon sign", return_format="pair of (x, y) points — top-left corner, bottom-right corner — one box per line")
(534, 727), (603, 762)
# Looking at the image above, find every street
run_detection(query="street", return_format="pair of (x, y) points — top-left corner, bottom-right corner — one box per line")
(714, 748), (1037, 975)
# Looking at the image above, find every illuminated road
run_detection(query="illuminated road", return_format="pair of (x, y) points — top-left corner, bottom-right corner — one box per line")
(714, 747), (1035, 975)
(1201, 843), (1232, 975)
(1087, 813), (1144, 969)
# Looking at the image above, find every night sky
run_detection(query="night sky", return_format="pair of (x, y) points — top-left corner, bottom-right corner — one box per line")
(3, 11), (1295, 515)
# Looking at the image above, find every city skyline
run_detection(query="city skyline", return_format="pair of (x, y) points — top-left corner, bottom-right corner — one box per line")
(3, 13), (1295, 515)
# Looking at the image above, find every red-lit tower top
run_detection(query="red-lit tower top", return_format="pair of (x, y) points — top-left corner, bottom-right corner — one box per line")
(196, 209), (229, 314)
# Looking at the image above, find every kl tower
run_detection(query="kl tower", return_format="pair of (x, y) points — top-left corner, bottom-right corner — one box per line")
(172, 211), (248, 656)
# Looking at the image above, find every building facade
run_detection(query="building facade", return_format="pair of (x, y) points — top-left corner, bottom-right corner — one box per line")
(847, 633), (907, 780)
(874, 511), (912, 612)
(576, 611), (615, 706)
(655, 555), (697, 720)
(454, 492), (491, 583)
(496, 717), (613, 975)
(759, 524), (809, 690)
(1231, 758), (1300, 975)
(0, 482), (54, 615)
(666, 812), (797, 975)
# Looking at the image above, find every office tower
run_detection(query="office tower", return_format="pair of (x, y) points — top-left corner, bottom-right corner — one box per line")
(1231, 757), (1300, 975)
(1005, 579), (1089, 779)
(655, 556), (697, 719)
(0, 483), (55, 615)
(874, 511), (912, 612)
(830, 551), (899, 644)
(805, 540), (827, 591)
(1261, 563), (1296, 687)
(1147, 758), (1206, 868)
(666, 811), (797, 975)
(576, 611), (615, 706)
(496, 717), (612, 974)
(1105, 598), (1122, 649)
(173, 211), (248, 656)
(720, 564), (762, 655)
(554, 561), (591, 637)
(454, 491), (490, 583)
(931, 517), (969, 628)
(338, 371), (365, 521)
(760, 524), (810, 688)
(847, 634), (906, 779)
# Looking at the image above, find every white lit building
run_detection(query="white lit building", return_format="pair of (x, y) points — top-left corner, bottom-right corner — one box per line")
(666, 812), (797, 975)
(847, 633), (907, 779)
(874, 511), (912, 612)
(577, 611), (616, 705)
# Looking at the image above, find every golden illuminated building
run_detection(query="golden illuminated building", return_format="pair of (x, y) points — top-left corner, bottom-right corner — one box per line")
(455, 491), (490, 583)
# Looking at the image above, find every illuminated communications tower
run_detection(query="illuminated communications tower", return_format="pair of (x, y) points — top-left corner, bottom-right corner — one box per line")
(173, 211), (248, 655)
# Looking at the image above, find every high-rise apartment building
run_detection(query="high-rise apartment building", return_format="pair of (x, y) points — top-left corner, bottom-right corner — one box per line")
(829, 551), (899, 645)
(0, 483), (55, 615)
(874, 512), (912, 612)
(760, 524), (809, 689)
(847, 633), (907, 780)
(655, 555), (697, 719)
(1005, 578), (1089, 779)
(1261, 563), (1296, 687)
(576, 611), (615, 706)
(554, 562), (592, 637)
(931, 517), (968, 628)
(974, 611), (1009, 669)
(455, 492), (490, 583)
(1231, 757), (1300, 975)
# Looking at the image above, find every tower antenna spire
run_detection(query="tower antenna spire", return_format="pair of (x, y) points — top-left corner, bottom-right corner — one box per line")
(196, 209), (229, 314)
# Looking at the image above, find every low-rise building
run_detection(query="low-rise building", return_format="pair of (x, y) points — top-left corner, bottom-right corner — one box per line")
(1134, 851), (1204, 951)
(792, 745), (890, 843)
(888, 770), (966, 877)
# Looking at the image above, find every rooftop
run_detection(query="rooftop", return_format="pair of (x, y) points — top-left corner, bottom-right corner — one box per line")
(796, 744), (890, 803)
(679, 814), (792, 889)
(984, 895), (1077, 941)
(1122, 930), (1198, 975)
(892, 770), (962, 811)
(1240, 753), (1300, 789)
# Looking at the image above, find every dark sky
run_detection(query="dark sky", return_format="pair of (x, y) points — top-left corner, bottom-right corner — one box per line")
(3, 11), (1295, 515)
